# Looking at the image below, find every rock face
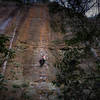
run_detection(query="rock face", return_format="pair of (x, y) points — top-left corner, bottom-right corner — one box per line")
(0, 5), (17, 34)
(1, 4), (60, 100)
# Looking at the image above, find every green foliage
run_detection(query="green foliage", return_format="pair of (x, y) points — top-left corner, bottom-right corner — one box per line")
(0, 35), (9, 56)
(13, 62), (21, 68)
(21, 83), (29, 88)
(49, 1), (100, 100)
(12, 84), (20, 88)
(0, 35), (9, 66)
(53, 47), (100, 100)
(48, 2), (100, 43)
(48, 2), (64, 14)
(73, 23), (99, 43)
(55, 47), (84, 73)
(0, 73), (8, 91)
(65, 38), (80, 45)
(8, 49), (15, 59)
(95, 60), (100, 73)
(48, 2), (69, 34)
(0, 35), (15, 67)
(22, 92), (32, 100)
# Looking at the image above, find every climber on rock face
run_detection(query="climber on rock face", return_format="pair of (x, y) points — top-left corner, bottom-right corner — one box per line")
(39, 56), (46, 67)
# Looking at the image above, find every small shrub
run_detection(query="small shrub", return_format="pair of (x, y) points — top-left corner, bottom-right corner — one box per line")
(0, 73), (8, 91)
(12, 84), (20, 88)
(21, 83), (29, 88)
(13, 62), (21, 68)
